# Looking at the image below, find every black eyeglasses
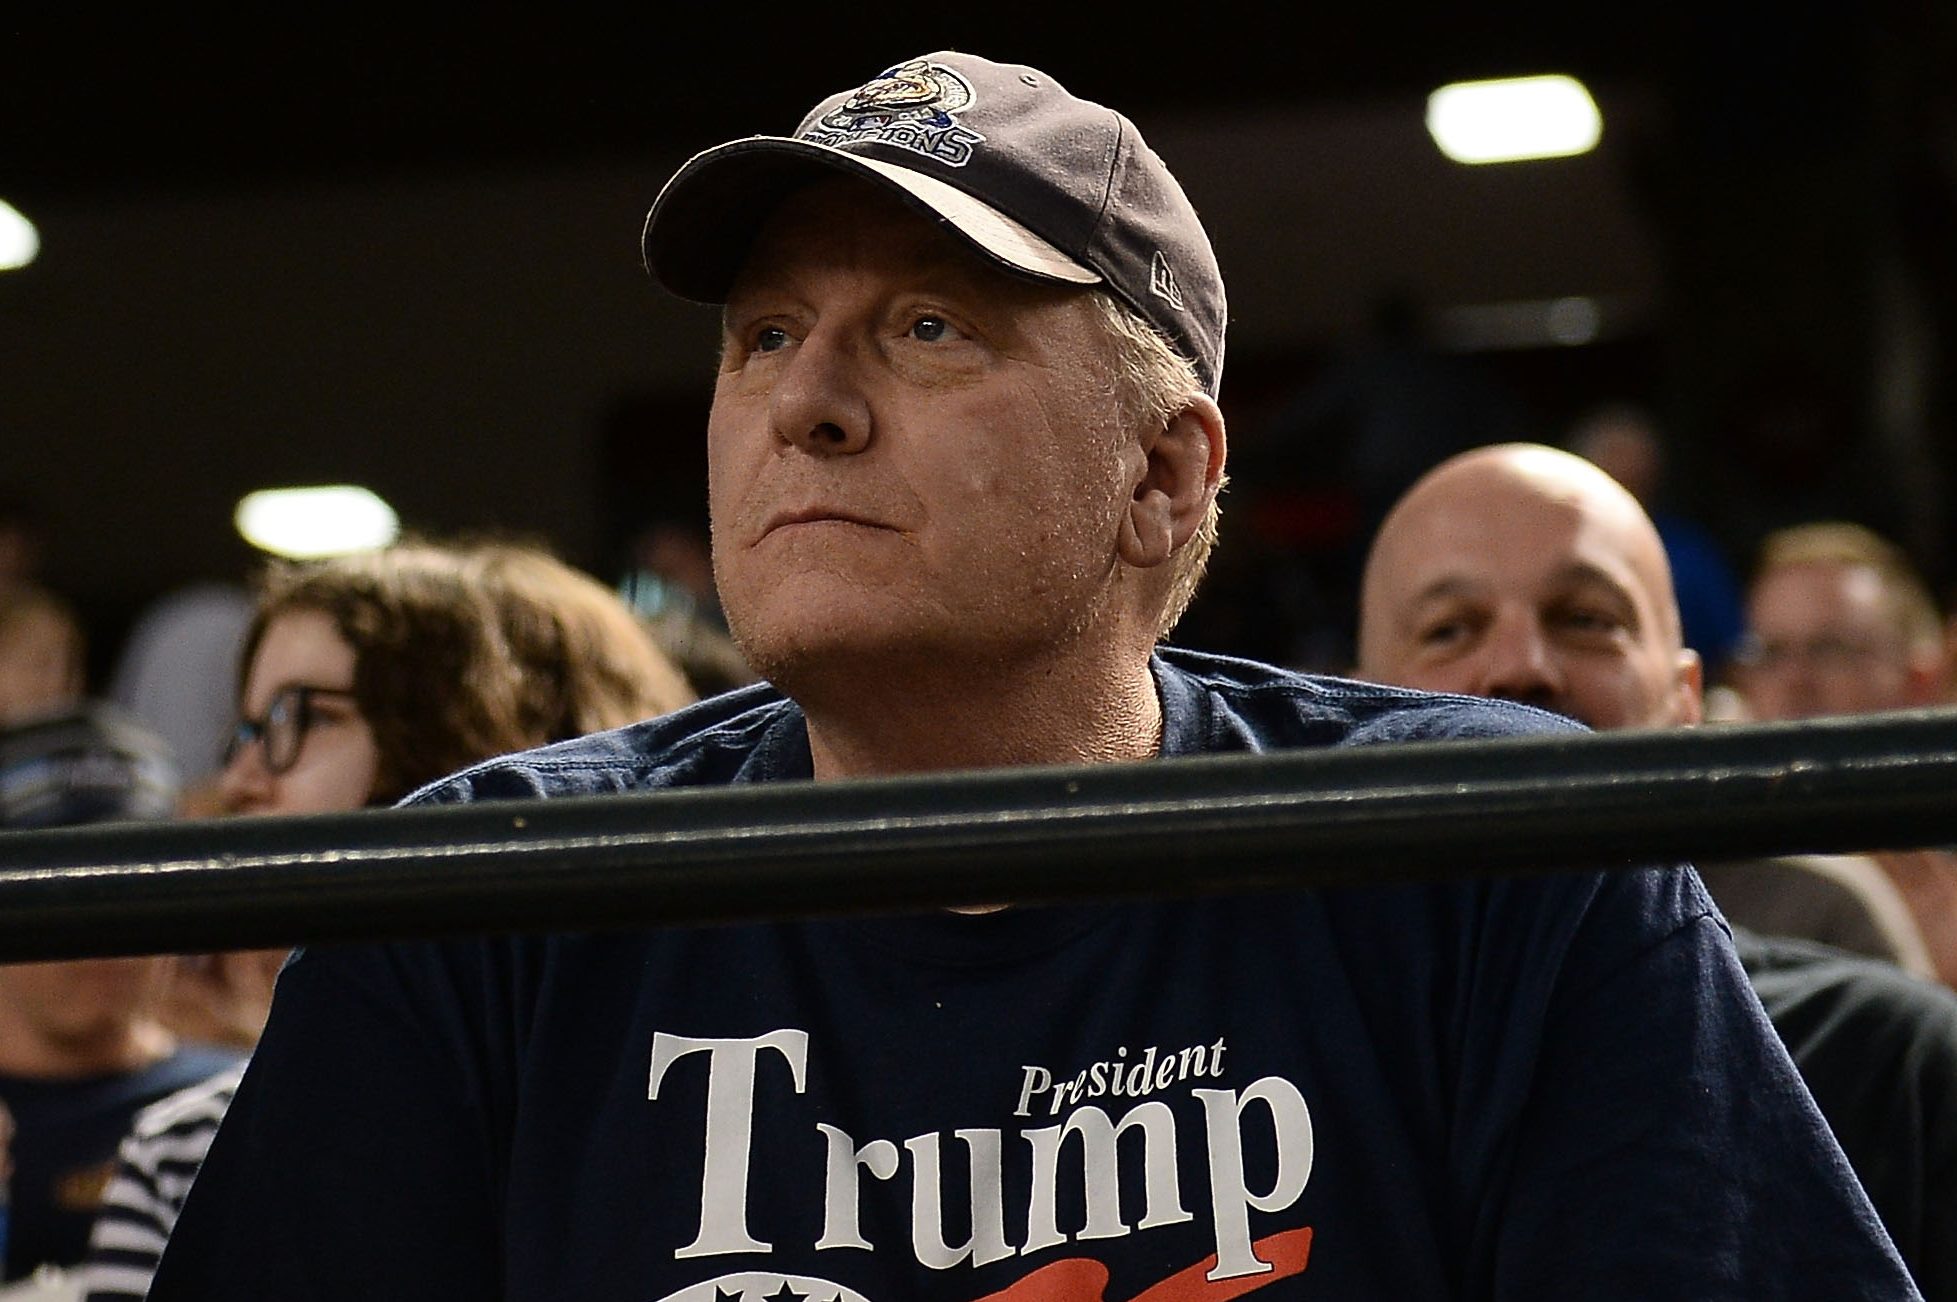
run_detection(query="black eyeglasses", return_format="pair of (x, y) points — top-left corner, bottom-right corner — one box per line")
(224, 685), (360, 775)
(1731, 633), (1899, 675)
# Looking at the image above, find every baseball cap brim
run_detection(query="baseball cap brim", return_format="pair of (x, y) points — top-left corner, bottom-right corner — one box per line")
(643, 136), (1103, 304)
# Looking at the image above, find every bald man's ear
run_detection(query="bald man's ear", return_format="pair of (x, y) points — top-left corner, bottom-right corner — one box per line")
(1904, 645), (1947, 706)
(1118, 395), (1227, 570)
(1673, 648), (1705, 726)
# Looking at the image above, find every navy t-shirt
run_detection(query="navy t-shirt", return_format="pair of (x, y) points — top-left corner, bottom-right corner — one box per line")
(149, 650), (1920, 1300)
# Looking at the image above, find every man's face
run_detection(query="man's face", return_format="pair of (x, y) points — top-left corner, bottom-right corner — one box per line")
(706, 180), (1140, 688)
(1741, 561), (1931, 719)
(1357, 455), (1699, 730)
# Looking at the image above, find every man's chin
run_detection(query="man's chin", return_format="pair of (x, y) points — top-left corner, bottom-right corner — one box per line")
(730, 614), (1018, 704)
(727, 618), (917, 693)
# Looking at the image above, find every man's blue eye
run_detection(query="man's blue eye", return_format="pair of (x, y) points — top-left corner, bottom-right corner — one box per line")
(755, 326), (790, 353)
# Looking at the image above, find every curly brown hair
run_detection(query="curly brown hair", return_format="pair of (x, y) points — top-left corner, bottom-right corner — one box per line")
(239, 540), (696, 801)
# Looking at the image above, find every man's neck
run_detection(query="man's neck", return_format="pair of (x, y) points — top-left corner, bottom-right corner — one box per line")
(800, 650), (1164, 781)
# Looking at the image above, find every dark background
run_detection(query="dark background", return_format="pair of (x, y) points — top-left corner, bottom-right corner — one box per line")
(5, 6), (1956, 675)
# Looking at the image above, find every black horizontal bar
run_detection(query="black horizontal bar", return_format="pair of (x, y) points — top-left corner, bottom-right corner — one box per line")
(0, 708), (1953, 962)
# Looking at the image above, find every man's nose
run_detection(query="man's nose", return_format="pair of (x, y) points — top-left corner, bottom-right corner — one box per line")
(1472, 614), (1564, 708)
(768, 327), (872, 457)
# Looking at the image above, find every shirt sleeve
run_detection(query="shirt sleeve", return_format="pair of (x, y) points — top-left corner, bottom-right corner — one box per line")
(1483, 867), (1922, 1300)
(80, 1136), (172, 1302)
(80, 1077), (233, 1302)
(146, 943), (507, 1300)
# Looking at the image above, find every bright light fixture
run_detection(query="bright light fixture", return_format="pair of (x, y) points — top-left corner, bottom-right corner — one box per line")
(0, 199), (40, 271)
(1426, 75), (1602, 164)
(234, 485), (400, 559)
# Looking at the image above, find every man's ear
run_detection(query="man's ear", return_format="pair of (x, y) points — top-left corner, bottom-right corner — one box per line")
(1118, 394), (1227, 570)
(1673, 648), (1705, 725)
(1905, 645), (1948, 706)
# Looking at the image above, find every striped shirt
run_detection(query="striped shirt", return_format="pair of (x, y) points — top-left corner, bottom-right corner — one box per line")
(78, 1067), (243, 1302)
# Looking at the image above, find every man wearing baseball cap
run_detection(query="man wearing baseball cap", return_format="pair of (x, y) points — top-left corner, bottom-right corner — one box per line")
(152, 54), (1916, 1300)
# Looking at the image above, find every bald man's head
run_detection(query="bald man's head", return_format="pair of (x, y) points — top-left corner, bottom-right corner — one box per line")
(1356, 443), (1702, 731)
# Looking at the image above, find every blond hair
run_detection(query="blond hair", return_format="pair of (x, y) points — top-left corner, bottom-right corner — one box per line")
(1755, 522), (1942, 653)
(1087, 292), (1224, 639)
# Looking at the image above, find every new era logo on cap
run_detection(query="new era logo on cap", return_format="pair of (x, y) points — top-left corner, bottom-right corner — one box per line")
(1149, 250), (1185, 310)
(643, 51), (1227, 396)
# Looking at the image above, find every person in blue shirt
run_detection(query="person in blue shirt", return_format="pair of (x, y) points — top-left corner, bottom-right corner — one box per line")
(149, 52), (1919, 1301)
(0, 704), (241, 1284)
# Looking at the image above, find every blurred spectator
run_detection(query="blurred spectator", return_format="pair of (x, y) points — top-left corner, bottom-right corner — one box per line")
(147, 539), (700, 1052)
(0, 707), (241, 1291)
(106, 585), (253, 809)
(79, 538), (696, 1302)
(0, 707), (177, 833)
(1738, 522), (1957, 989)
(0, 589), (85, 728)
(1567, 402), (1749, 679)
(1736, 522), (1947, 720)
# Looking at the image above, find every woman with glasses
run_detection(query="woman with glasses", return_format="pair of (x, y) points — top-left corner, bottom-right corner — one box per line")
(218, 540), (694, 815)
(216, 617), (375, 816)
(80, 538), (696, 1302)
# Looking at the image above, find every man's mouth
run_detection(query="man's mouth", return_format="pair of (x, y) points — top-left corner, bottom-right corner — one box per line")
(760, 507), (889, 539)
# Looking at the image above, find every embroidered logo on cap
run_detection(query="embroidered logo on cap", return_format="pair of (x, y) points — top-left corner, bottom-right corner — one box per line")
(802, 59), (987, 167)
(1149, 250), (1185, 310)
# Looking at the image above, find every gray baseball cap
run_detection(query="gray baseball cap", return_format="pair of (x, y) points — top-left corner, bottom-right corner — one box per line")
(0, 702), (179, 829)
(643, 51), (1227, 396)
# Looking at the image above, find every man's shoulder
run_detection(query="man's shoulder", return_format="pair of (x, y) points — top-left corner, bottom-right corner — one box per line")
(1154, 647), (1584, 753)
(405, 683), (804, 805)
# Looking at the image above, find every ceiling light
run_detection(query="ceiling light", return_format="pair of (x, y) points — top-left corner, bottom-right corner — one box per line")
(0, 199), (40, 271)
(235, 485), (400, 559)
(1426, 75), (1602, 164)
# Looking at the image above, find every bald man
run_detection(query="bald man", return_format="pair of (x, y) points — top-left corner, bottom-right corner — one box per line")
(1357, 441), (1701, 732)
(1357, 442), (1957, 1299)
(1357, 443), (1927, 965)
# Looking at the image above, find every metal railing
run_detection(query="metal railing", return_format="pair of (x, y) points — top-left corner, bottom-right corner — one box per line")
(0, 709), (1953, 962)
